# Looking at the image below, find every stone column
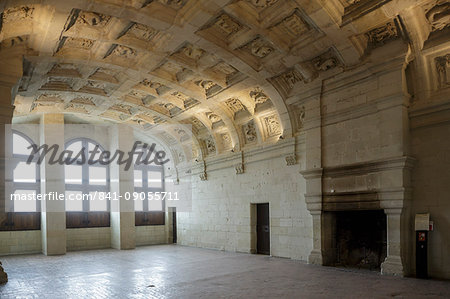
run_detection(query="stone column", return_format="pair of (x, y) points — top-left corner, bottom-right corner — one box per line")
(381, 208), (404, 275)
(0, 47), (24, 282)
(40, 114), (66, 255)
(110, 125), (135, 250)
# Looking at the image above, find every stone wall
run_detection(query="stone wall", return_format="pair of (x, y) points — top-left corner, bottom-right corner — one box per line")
(174, 149), (312, 260)
(135, 226), (167, 246)
(66, 228), (111, 251)
(0, 231), (42, 255)
(410, 110), (450, 279)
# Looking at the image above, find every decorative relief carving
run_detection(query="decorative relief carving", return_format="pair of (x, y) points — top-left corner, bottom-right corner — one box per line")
(235, 163), (244, 174)
(77, 11), (111, 27)
(365, 22), (399, 48)
(138, 79), (171, 95)
(70, 97), (96, 106)
(110, 104), (134, 115)
(214, 14), (243, 36)
(426, 2), (450, 32)
(311, 48), (340, 72)
(112, 45), (137, 58)
(207, 112), (221, 123)
(435, 54), (450, 88)
(156, 0), (187, 9)
(63, 37), (94, 50)
(0, 36), (27, 49)
(263, 114), (281, 137)
(285, 155), (296, 166)
(181, 43), (205, 60)
(275, 10), (309, 38)
(281, 69), (302, 89)
(3, 6), (34, 24)
(205, 137), (216, 154)
(125, 23), (158, 41)
(242, 120), (257, 143)
(226, 98), (246, 113)
(221, 133), (231, 146)
(195, 79), (222, 97)
(246, 0), (278, 9)
(199, 172), (207, 181)
(183, 98), (200, 109)
(241, 36), (274, 58)
(250, 88), (270, 105)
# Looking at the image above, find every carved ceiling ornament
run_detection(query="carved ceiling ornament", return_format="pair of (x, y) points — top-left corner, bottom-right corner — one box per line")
(77, 11), (111, 27)
(242, 36), (274, 58)
(195, 79), (221, 97)
(63, 37), (95, 50)
(365, 21), (399, 48)
(426, 2), (450, 32)
(226, 98), (246, 114)
(112, 45), (137, 58)
(2, 6), (34, 24)
(281, 69), (302, 89)
(214, 14), (243, 36)
(71, 97), (96, 106)
(126, 23), (158, 41)
(206, 112), (221, 123)
(246, 0), (278, 9)
(65, 102), (89, 112)
(263, 114), (281, 137)
(0, 36), (27, 49)
(278, 10), (309, 38)
(249, 88), (270, 105)
(435, 54), (450, 88)
(311, 48), (340, 72)
(156, 0), (187, 9)
(242, 120), (257, 143)
(181, 43), (205, 60)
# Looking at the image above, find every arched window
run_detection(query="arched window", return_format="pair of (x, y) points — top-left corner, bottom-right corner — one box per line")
(64, 138), (110, 228)
(134, 145), (165, 225)
(11, 131), (40, 213)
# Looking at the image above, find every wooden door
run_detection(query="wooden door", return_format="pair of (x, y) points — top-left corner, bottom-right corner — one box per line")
(257, 203), (270, 255)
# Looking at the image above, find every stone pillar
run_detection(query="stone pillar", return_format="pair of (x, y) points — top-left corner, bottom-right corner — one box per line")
(301, 169), (323, 265)
(110, 125), (135, 250)
(381, 208), (404, 275)
(300, 91), (324, 265)
(0, 47), (24, 282)
(40, 114), (66, 255)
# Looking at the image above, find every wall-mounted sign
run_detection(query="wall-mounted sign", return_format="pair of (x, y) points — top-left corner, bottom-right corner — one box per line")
(415, 213), (430, 231)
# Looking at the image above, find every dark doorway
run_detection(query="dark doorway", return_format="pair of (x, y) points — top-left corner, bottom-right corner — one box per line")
(334, 210), (387, 270)
(172, 208), (177, 244)
(256, 203), (270, 255)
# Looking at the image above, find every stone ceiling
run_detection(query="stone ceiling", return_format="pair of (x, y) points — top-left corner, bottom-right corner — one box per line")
(0, 0), (448, 162)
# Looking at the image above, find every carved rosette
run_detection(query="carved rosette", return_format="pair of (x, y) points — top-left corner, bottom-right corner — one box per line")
(285, 155), (296, 166)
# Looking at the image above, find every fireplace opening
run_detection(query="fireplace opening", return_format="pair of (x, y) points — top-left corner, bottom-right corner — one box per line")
(332, 210), (387, 270)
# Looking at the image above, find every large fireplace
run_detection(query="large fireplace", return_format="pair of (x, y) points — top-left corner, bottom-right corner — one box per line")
(330, 210), (387, 270)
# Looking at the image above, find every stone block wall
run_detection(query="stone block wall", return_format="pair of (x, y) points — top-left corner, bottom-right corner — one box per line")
(0, 231), (42, 255)
(66, 228), (111, 251)
(410, 118), (450, 279)
(175, 153), (312, 260)
(135, 226), (167, 246)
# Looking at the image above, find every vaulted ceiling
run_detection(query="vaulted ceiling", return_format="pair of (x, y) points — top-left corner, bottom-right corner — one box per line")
(0, 0), (448, 163)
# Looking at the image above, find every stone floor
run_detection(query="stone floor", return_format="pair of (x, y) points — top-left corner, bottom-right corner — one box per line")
(0, 245), (449, 298)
